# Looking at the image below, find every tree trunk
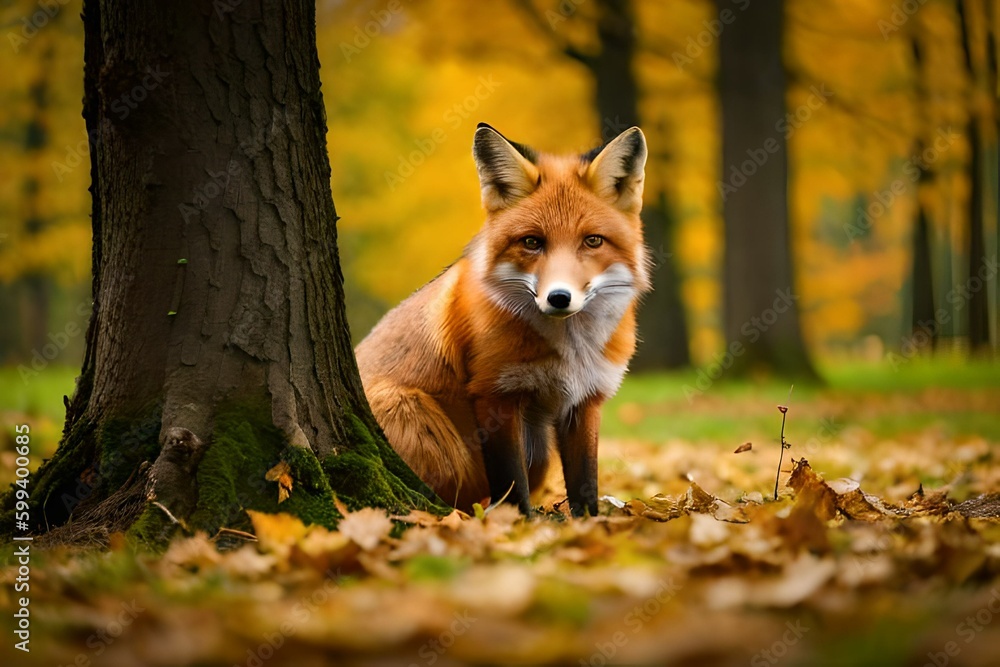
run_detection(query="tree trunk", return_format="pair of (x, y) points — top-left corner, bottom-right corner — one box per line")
(7, 0), (443, 546)
(990, 6), (1000, 352)
(958, 0), (995, 353)
(512, 0), (691, 368)
(633, 189), (690, 369)
(717, 0), (817, 379)
(911, 190), (938, 348)
(909, 34), (938, 350)
(966, 120), (991, 351)
(19, 43), (54, 360)
(590, 0), (690, 370)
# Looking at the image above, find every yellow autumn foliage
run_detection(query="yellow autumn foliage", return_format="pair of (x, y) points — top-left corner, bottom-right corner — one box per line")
(0, 0), (990, 363)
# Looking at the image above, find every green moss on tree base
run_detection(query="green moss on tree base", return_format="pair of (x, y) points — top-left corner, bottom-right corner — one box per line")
(324, 411), (448, 515)
(188, 402), (447, 537)
(188, 402), (346, 535)
(276, 444), (343, 529)
(14, 393), (449, 546)
(320, 448), (444, 516)
(127, 503), (177, 552)
(128, 416), (349, 551)
(18, 417), (99, 533)
(337, 412), (446, 512)
(2, 403), (163, 539)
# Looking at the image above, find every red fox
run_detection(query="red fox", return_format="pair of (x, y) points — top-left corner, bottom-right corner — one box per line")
(355, 123), (650, 516)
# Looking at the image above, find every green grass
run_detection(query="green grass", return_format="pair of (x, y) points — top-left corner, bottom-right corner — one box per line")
(0, 365), (80, 481)
(1, 358), (997, 452)
(0, 364), (79, 423)
(602, 358), (1000, 445)
(820, 357), (1000, 392)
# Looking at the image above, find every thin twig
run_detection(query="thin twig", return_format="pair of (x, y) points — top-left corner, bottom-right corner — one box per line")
(773, 386), (794, 500)
(153, 501), (183, 525)
(483, 481), (517, 516)
(212, 527), (258, 542)
(774, 409), (788, 500)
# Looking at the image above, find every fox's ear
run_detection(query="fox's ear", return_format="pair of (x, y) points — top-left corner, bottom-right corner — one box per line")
(584, 127), (647, 214)
(473, 123), (540, 212)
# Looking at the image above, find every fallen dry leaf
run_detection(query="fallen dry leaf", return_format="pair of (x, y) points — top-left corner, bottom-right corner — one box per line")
(265, 460), (294, 503)
(247, 510), (309, 559)
(338, 507), (394, 551)
(162, 532), (221, 571)
(13, 382), (1000, 667)
(440, 509), (469, 530)
(217, 544), (278, 578)
(624, 482), (748, 524)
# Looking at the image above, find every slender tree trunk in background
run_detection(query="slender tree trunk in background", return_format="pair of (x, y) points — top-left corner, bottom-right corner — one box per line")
(717, 0), (817, 378)
(19, 44), (54, 358)
(635, 189), (690, 369)
(990, 7), (1000, 351)
(513, 0), (690, 369)
(20, 276), (49, 360)
(958, 0), (994, 354)
(911, 192), (938, 348)
(966, 121), (991, 351)
(9, 0), (442, 543)
(909, 35), (938, 350)
(590, 0), (690, 370)
(590, 0), (639, 129)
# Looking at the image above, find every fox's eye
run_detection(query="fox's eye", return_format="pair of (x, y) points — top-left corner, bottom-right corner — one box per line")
(522, 236), (543, 251)
(584, 235), (604, 249)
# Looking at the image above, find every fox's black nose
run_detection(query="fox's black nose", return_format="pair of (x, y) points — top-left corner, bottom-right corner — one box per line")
(546, 289), (572, 310)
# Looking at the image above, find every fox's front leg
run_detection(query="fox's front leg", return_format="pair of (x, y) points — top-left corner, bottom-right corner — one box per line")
(474, 396), (532, 514)
(558, 397), (602, 517)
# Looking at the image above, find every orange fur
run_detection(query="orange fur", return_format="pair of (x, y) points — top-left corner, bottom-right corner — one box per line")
(355, 125), (650, 515)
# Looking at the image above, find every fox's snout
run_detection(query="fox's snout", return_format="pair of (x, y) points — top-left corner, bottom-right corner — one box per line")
(536, 282), (582, 317)
(545, 289), (571, 310)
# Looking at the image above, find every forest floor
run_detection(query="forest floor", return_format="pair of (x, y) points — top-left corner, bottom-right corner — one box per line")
(2, 360), (1000, 666)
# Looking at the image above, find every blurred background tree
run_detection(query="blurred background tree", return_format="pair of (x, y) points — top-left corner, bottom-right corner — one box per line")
(1, 0), (997, 379)
(0, 1), (89, 366)
(717, 0), (817, 378)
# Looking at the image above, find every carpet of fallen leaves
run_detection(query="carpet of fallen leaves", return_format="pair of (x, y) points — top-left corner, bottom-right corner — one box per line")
(3, 383), (1000, 667)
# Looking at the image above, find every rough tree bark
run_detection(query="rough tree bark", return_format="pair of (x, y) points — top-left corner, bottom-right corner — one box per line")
(6, 0), (442, 546)
(717, 0), (817, 378)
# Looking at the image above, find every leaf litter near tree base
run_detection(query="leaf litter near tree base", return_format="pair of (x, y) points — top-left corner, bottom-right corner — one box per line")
(5, 386), (1000, 666)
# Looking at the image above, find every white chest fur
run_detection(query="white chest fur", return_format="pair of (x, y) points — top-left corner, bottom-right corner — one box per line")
(494, 290), (631, 415)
